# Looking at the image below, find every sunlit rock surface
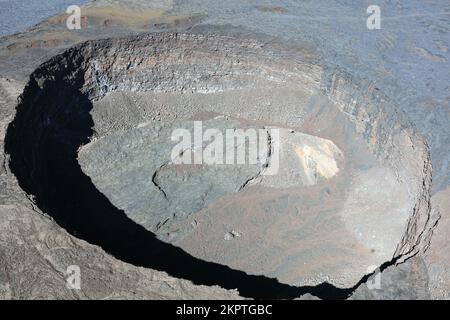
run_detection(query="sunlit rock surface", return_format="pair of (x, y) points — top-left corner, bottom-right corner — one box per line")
(0, 0), (448, 299)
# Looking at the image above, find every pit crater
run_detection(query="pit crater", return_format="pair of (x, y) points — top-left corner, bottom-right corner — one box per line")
(5, 32), (431, 296)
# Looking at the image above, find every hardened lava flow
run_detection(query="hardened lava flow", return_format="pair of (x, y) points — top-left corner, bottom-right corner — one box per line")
(5, 32), (433, 299)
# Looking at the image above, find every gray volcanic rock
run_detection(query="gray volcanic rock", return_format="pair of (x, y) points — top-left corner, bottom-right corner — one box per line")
(424, 187), (450, 299)
(0, 0), (447, 300)
(0, 77), (240, 300)
(78, 117), (266, 230)
(0, 203), (241, 300)
(350, 256), (431, 300)
(4, 32), (431, 292)
(0, 0), (89, 37)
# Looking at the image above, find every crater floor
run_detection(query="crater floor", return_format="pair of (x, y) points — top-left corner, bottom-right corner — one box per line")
(77, 83), (413, 287)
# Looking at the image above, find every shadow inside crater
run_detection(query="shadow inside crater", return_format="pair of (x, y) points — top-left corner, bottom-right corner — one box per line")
(4, 70), (361, 300)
